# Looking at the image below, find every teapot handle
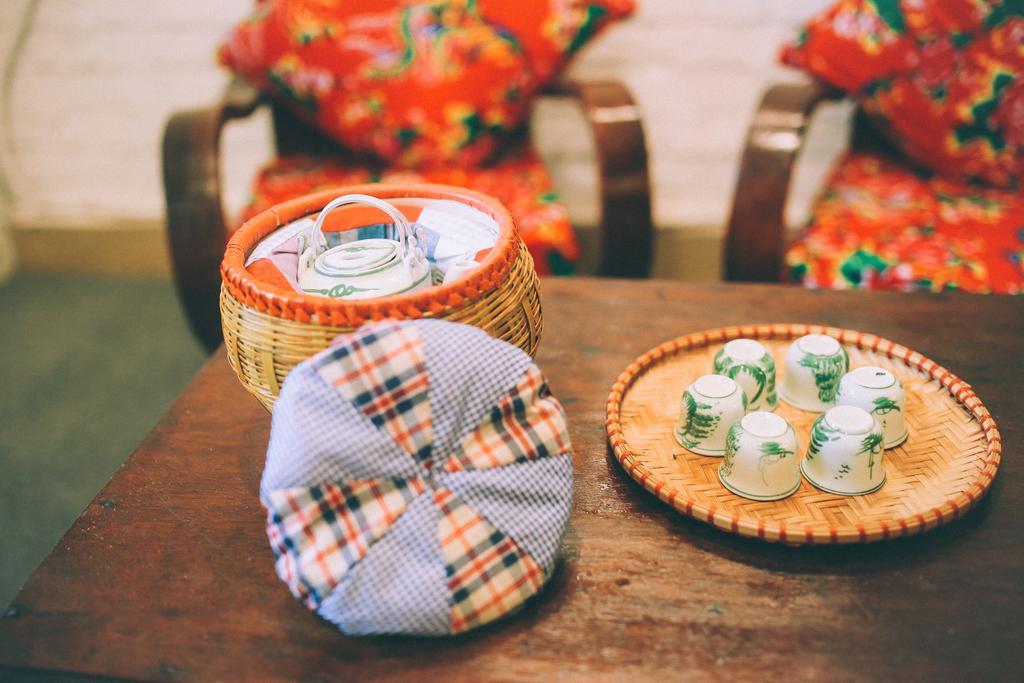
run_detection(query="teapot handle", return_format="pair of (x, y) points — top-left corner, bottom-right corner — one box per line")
(310, 194), (416, 258)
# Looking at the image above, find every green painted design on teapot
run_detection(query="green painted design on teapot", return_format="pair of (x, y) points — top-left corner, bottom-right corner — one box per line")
(303, 283), (377, 298)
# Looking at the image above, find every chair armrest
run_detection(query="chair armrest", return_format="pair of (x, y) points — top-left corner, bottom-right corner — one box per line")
(723, 81), (843, 282)
(544, 79), (653, 278)
(162, 80), (262, 352)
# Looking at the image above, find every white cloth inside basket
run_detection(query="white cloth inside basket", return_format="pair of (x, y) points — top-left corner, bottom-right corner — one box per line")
(244, 198), (500, 294)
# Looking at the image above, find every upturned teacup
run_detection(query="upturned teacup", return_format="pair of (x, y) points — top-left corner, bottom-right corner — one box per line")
(779, 334), (850, 412)
(713, 339), (778, 412)
(836, 366), (908, 448)
(675, 375), (746, 456)
(719, 411), (800, 501)
(801, 405), (886, 495)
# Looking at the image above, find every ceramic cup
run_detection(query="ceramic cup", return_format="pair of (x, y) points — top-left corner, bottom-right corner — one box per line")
(718, 411), (800, 501)
(836, 366), (908, 449)
(779, 334), (850, 412)
(675, 374), (746, 456)
(801, 405), (886, 495)
(713, 338), (778, 412)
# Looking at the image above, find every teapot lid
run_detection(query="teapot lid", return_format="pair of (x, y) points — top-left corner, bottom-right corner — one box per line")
(317, 239), (402, 277)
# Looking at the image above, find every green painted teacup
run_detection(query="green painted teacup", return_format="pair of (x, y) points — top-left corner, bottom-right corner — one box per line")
(719, 412), (800, 501)
(675, 375), (746, 457)
(836, 366), (908, 449)
(713, 338), (778, 412)
(779, 334), (849, 412)
(801, 405), (886, 496)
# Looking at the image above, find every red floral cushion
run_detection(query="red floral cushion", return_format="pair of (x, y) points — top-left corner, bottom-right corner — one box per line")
(219, 0), (634, 168)
(239, 142), (580, 275)
(786, 152), (1024, 294)
(782, 0), (1024, 187)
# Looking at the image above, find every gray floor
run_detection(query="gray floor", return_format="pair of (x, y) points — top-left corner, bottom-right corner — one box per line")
(0, 274), (206, 608)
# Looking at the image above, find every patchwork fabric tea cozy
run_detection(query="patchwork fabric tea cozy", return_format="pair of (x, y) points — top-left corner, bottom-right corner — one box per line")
(260, 318), (573, 635)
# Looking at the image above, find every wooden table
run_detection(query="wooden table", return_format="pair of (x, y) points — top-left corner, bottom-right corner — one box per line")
(3, 279), (1022, 681)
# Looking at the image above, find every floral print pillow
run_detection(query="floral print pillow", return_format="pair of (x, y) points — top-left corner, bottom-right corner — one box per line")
(785, 151), (1024, 294)
(782, 0), (1024, 188)
(219, 0), (634, 168)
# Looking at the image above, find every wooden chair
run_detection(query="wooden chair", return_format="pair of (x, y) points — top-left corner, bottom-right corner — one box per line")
(163, 79), (653, 352)
(724, 80), (888, 282)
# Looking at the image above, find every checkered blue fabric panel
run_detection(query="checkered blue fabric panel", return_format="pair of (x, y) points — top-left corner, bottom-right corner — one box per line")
(262, 362), (421, 491)
(318, 492), (450, 636)
(261, 319), (573, 635)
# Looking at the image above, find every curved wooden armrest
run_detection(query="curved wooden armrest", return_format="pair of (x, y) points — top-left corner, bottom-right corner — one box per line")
(723, 81), (843, 282)
(162, 80), (262, 352)
(544, 79), (653, 278)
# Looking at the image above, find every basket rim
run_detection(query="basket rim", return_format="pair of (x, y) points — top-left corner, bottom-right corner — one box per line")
(221, 183), (520, 324)
(605, 323), (1002, 545)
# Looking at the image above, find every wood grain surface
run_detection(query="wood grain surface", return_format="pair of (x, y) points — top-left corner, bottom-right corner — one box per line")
(2, 279), (1022, 682)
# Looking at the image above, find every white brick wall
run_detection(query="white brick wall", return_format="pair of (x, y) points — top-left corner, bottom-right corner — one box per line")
(538, 0), (852, 228)
(2, 0), (849, 239)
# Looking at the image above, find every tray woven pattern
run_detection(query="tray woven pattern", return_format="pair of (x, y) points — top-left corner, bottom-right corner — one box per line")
(606, 324), (1001, 544)
(220, 184), (542, 410)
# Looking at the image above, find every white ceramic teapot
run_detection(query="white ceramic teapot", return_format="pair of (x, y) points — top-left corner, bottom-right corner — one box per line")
(297, 194), (431, 299)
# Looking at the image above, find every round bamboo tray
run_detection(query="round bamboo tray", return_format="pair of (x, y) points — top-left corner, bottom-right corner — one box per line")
(221, 184), (542, 410)
(605, 324), (1001, 544)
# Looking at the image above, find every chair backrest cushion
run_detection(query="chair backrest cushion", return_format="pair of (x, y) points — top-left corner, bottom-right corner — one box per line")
(782, 0), (1023, 188)
(219, 0), (634, 169)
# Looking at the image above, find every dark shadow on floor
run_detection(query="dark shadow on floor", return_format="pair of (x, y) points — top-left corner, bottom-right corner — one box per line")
(0, 274), (206, 608)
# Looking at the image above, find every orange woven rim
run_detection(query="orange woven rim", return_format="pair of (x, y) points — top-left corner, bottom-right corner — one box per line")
(221, 183), (519, 326)
(605, 323), (1002, 544)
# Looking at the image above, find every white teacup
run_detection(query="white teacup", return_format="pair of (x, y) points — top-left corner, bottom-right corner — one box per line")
(801, 405), (886, 495)
(675, 375), (746, 456)
(713, 339), (778, 412)
(719, 412), (800, 501)
(836, 366), (908, 448)
(779, 334), (850, 412)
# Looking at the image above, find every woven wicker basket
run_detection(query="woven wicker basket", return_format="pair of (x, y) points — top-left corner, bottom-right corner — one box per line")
(220, 184), (543, 410)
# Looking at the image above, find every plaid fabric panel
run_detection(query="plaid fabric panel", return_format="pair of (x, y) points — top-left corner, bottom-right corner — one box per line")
(434, 487), (546, 633)
(444, 365), (570, 473)
(438, 455), (573, 576)
(315, 321), (433, 467)
(265, 476), (426, 608)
